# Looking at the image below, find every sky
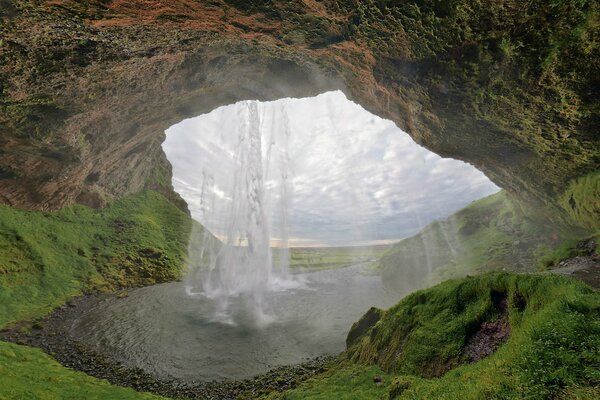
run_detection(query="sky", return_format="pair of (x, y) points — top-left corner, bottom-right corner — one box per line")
(163, 91), (499, 247)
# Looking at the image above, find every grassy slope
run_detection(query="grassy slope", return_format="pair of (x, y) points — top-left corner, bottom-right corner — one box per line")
(0, 190), (192, 327)
(272, 273), (600, 400)
(0, 190), (194, 399)
(378, 191), (597, 295)
(264, 364), (393, 400)
(285, 245), (391, 271)
(0, 342), (163, 400)
(1, 190), (597, 399)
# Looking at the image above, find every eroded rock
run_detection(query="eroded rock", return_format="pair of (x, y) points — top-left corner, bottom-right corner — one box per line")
(0, 0), (597, 232)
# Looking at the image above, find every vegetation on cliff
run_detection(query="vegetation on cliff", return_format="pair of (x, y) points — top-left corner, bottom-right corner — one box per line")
(0, 190), (197, 399)
(271, 273), (600, 399)
(0, 0), (597, 232)
(378, 191), (599, 295)
(0, 190), (193, 328)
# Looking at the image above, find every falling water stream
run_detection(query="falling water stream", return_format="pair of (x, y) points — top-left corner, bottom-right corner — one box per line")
(60, 100), (401, 382)
(182, 100), (304, 325)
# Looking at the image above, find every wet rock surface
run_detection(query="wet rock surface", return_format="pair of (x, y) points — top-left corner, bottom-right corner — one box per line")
(464, 291), (511, 363)
(549, 239), (600, 289)
(1, 1), (597, 233)
(0, 293), (335, 399)
(464, 318), (511, 362)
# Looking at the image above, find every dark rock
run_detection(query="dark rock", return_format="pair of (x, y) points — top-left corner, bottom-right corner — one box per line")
(577, 239), (597, 256)
(464, 317), (511, 362)
(0, 0), (596, 234)
(32, 321), (44, 330)
(512, 292), (527, 312)
(346, 307), (382, 348)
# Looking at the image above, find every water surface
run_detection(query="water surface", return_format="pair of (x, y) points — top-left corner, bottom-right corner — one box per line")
(68, 264), (398, 382)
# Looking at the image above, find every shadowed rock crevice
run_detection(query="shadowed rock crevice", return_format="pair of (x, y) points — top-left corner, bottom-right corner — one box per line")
(463, 291), (511, 363)
(346, 307), (383, 348)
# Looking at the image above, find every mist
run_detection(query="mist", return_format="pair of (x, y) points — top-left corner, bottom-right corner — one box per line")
(163, 90), (500, 247)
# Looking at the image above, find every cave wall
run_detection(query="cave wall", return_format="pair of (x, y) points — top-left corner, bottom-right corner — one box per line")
(0, 0), (598, 230)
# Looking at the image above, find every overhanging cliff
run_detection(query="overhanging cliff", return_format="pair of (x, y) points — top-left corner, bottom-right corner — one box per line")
(0, 0), (598, 230)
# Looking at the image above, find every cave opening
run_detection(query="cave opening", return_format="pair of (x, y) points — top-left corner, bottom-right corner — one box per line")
(2, 1), (598, 398)
(163, 90), (499, 248)
(53, 91), (501, 382)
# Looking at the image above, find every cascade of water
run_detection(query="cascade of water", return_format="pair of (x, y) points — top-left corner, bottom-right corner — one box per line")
(271, 103), (293, 277)
(414, 211), (434, 276)
(185, 100), (299, 324)
(432, 203), (459, 258)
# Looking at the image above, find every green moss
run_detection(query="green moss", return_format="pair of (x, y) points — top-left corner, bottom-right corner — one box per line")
(0, 190), (199, 399)
(264, 363), (392, 400)
(0, 341), (164, 400)
(378, 191), (590, 293)
(281, 273), (600, 399)
(559, 171), (600, 232)
(0, 190), (193, 329)
(344, 0), (599, 231)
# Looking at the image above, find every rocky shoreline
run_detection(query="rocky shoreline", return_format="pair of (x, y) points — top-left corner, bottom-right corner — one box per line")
(0, 293), (336, 399)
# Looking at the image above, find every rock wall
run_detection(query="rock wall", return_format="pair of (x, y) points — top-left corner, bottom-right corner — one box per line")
(1, 0), (598, 228)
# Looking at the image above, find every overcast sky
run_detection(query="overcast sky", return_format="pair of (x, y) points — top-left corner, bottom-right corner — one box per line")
(163, 91), (499, 247)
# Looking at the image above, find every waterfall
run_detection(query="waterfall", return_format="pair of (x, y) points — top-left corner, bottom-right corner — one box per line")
(185, 100), (300, 324)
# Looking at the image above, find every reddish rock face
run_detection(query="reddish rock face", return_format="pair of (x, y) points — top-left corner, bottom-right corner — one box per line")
(0, 1), (598, 229)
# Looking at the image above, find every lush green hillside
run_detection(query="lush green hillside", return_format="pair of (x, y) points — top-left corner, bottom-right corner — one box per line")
(378, 191), (597, 295)
(0, 191), (195, 400)
(0, 190), (197, 328)
(1, 191), (597, 399)
(0, 341), (165, 400)
(269, 272), (600, 400)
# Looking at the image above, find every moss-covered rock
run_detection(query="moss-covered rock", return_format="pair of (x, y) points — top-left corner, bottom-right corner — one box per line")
(0, 190), (204, 328)
(277, 272), (600, 399)
(0, 0), (597, 233)
(346, 306), (383, 348)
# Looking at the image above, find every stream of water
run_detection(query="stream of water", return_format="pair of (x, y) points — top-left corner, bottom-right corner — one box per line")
(183, 100), (301, 324)
(65, 264), (397, 382)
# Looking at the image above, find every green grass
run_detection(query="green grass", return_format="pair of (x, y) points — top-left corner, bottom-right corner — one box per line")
(265, 363), (393, 400)
(559, 171), (600, 233)
(0, 341), (164, 400)
(276, 272), (600, 399)
(0, 190), (193, 328)
(283, 245), (391, 271)
(1, 191), (598, 399)
(0, 190), (196, 399)
(377, 191), (590, 294)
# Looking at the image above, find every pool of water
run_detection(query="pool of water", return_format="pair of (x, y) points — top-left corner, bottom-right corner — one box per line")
(65, 264), (398, 382)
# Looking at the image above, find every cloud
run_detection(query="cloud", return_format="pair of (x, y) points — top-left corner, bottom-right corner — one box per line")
(163, 91), (499, 246)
